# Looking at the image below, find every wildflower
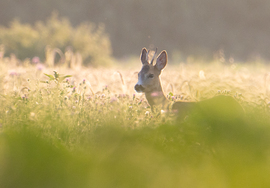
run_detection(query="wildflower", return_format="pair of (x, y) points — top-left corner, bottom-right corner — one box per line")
(145, 111), (150, 116)
(83, 79), (86, 84)
(110, 97), (118, 103)
(9, 70), (17, 77)
(32, 56), (40, 64)
(36, 63), (44, 71)
(22, 95), (28, 100)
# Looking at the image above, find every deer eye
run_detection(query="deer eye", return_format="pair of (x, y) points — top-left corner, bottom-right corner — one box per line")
(148, 74), (154, 78)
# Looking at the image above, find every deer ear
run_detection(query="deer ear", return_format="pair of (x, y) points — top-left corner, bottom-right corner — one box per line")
(155, 50), (167, 71)
(141, 48), (148, 64)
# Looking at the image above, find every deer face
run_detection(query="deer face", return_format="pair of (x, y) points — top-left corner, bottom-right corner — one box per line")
(134, 48), (167, 94)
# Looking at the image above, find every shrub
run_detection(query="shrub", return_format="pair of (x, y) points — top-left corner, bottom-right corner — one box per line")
(0, 13), (112, 66)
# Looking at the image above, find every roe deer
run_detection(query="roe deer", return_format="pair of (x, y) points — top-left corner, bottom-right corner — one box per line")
(134, 48), (244, 120)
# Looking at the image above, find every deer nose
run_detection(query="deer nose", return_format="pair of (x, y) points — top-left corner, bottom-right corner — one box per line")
(134, 84), (145, 92)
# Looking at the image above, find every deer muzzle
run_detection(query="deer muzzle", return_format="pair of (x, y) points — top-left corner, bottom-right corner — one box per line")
(134, 84), (145, 92)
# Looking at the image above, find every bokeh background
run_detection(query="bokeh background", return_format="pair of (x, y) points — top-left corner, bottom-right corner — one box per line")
(1, 0), (270, 63)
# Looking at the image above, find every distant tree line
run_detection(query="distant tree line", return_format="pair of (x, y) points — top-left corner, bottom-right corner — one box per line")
(0, 0), (270, 61)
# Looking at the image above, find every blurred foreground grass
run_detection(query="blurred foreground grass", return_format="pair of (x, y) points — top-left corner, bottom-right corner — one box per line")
(1, 60), (270, 188)
(1, 111), (270, 188)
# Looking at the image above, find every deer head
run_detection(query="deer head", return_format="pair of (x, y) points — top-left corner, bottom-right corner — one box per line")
(134, 48), (167, 94)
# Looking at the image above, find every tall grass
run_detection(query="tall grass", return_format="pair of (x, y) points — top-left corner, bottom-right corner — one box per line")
(1, 59), (270, 188)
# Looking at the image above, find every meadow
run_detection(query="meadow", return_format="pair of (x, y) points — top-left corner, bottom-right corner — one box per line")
(1, 55), (270, 188)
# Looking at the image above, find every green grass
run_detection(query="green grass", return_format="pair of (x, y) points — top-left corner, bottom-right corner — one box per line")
(1, 61), (270, 188)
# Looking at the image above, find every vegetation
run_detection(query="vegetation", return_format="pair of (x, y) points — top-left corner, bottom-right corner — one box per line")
(0, 3), (269, 188)
(1, 0), (270, 60)
(0, 13), (112, 66)
(1, 56), (270, 187)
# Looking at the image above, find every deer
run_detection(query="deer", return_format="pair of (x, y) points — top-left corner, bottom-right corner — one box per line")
(134, 48), (244, 121)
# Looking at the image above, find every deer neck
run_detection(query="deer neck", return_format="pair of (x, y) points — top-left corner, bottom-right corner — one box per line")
(145, 80), (170, 109)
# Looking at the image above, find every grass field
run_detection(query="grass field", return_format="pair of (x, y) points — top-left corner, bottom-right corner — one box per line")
(1, 58), (270, 188)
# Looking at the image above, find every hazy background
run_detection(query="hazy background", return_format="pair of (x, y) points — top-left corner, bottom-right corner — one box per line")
(0, 0), (270, 62)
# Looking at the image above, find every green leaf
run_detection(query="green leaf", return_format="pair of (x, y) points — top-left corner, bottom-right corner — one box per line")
(44, 73), (55, 80)
(63, 75), (72, 78)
